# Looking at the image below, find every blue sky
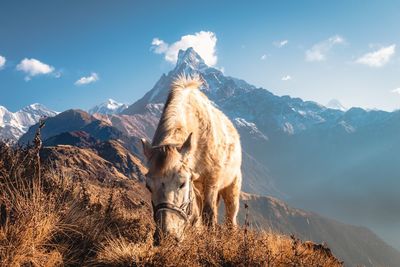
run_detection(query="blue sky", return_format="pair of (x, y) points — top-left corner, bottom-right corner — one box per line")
(1, 0), (400, 112)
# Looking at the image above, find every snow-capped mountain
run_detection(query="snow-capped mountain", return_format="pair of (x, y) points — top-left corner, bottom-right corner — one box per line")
(88, 99), (128, 115)
(326, 99), (347, 111)
(124, 47), (349, 136)
(0, 103), (58, 141)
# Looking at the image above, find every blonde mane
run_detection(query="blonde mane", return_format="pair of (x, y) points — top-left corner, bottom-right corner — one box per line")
(171, 73), (203, 90)
(152, 74), (204, 146)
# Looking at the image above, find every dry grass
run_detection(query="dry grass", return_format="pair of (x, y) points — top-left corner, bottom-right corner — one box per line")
(96, 227), (342, 267)
(0, 141), (343, 266)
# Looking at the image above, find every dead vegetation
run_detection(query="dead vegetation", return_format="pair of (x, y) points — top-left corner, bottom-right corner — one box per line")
(0, 138), (343, 266)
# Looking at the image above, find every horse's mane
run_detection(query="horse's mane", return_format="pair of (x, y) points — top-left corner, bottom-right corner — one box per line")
(171, 73), (202, 91)
(152, 74), (203, 146)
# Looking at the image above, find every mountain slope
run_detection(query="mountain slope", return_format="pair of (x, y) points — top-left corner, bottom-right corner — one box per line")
(0, 104), (58, 141)
(19, 109), (143, 157)
(41, 140), (146, 182)
(237, 193), (400, 267)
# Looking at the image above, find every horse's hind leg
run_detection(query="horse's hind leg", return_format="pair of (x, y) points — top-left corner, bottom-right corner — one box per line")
(221, 173), (242, 226)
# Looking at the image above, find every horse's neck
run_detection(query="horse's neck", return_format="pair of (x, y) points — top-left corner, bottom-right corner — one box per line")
(153, 89), (198, 145)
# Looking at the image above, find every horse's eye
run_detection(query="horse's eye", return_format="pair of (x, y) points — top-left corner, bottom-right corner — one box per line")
(179, 182), (186, 189)
(145, 184), (152, 193)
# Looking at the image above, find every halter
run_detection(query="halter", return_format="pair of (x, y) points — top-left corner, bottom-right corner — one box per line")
(152, 179), (194, 223)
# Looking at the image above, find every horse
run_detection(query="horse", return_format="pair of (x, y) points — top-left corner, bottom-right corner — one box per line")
(141, 74), (242, 242)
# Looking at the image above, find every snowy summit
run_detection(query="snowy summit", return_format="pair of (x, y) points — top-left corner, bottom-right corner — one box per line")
(88, 99), (128, 115)
(326, 99), (347, 111)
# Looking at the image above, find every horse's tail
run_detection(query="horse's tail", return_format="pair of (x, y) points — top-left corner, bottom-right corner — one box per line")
(172, 73), (202, 90)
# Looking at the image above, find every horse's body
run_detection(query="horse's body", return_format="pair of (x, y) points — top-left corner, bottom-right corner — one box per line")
(142, 75), (242, 240)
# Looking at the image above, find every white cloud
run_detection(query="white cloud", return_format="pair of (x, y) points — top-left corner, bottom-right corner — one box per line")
(391, 88), (400, 95)
(151, 31), (218, 66)
(355, 45), (396, 67)
(75, 72), (99, 86)
(151, 38), (168, 54)
(16, 58), (54, 80)
(281, 75), (292, 81)
(0, 55), (6, 69)
(305, 35), (345, 62)
(274, 40), (288, 48)
(260, 54), (267, 60)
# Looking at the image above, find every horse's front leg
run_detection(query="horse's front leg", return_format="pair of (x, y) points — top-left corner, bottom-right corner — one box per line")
(202, 185), (219, 228)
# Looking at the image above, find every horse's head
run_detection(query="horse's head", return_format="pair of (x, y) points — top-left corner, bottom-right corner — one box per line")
(141, 133), (199, 243)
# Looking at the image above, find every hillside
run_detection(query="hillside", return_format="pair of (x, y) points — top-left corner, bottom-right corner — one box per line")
(41, 141), (146, 182)
(20, 109), (143, 158)
(24, 141), (400, 266)
(0, 142), (342, 266)
(238, 193), (400, 267)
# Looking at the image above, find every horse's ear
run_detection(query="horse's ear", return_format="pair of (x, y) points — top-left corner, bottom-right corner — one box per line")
(179, 133), (193, 156)
(141, 138), (152, 159)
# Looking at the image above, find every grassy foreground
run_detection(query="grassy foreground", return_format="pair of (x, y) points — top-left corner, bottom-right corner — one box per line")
(0, 142), (343, 266)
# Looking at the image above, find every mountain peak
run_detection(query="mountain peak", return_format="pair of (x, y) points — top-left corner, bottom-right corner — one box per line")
(326, 99), (347, 111)
(107, 98), (118, 104)
(21, 103), (51, 112)
(89, 99), (128, 115)
(176, 47), (208, 71)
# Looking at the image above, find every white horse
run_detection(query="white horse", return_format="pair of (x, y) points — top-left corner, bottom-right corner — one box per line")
(142, 75), (242, 241)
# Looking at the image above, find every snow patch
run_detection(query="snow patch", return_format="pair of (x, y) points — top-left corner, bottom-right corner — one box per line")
(327, 99), (347, 111)
(234, 118), (268, 141)
(89, 99), (128, 115)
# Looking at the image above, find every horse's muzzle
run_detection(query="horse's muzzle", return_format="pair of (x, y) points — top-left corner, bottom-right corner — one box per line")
(153, 227), (180, 246)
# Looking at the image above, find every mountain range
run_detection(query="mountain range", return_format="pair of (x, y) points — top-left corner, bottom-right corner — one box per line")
(3, 47), (400, 265)
(0, 103), (58, 141)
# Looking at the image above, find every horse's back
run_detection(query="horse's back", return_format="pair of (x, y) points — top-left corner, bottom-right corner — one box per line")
(195, 93), (242, 188)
